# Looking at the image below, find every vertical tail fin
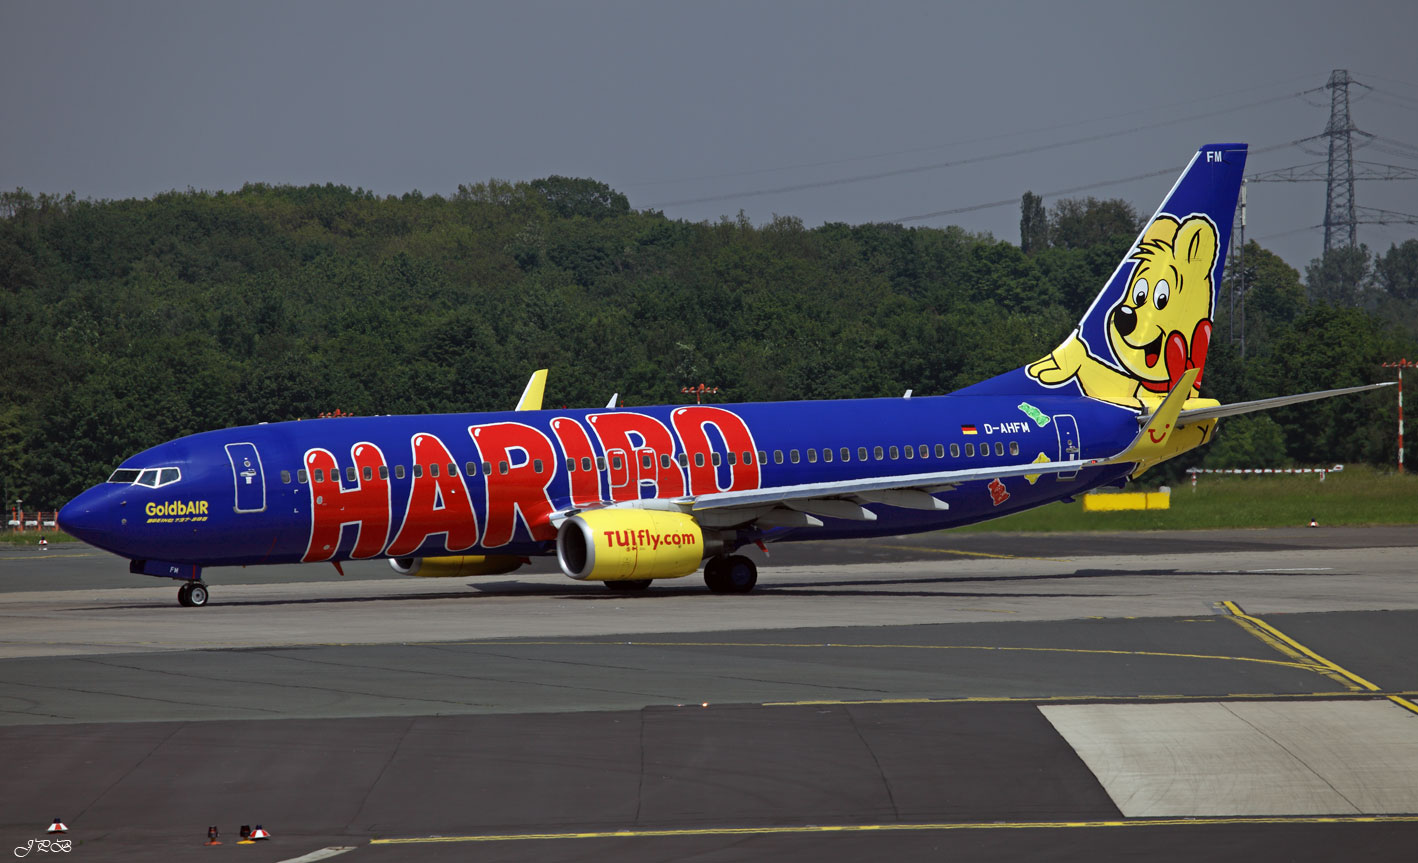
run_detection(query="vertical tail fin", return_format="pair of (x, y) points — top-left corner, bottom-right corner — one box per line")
(967, 144), (1247, 411)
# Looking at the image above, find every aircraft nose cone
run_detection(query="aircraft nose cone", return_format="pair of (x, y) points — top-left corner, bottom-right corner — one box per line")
(58, 487), (123, 550)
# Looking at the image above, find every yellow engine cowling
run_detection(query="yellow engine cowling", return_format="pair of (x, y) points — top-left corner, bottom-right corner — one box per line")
(389, 555), (528, 577)
(556, 509), (704, 581)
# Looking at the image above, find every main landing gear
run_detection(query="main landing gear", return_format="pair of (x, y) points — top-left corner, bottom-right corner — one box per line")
(703, 554), (757, 594)
(177, 581), (209, 608)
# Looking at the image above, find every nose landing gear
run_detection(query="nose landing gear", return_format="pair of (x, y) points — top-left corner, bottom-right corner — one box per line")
(177, 581), (209, 607)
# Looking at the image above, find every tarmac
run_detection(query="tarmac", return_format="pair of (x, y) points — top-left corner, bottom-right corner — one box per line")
(1, 525), (1415, 861)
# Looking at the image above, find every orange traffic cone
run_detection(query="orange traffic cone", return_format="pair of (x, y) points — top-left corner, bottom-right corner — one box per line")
(249, 825), (271, 840)
(205, 825), (221, 846)
(47, 819), (68, 834)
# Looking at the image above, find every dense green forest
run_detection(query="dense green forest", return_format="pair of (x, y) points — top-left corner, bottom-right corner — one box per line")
(2, 179), (1414, 508)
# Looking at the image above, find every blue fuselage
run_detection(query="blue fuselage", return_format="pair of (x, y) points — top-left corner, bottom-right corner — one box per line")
(59, 390), (1138, 569)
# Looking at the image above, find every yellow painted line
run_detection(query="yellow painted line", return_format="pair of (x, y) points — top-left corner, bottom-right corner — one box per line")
(1387, 696), (1418, 716)
(874, 543), (1066, 561)
(764, 690), (1369, 708)
(1220, 601), (1383, 692)
(370, 814), (1418, 844)
(430, 639), (1325, 673)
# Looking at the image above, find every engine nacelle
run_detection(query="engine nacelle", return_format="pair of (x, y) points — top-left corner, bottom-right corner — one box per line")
(556, 509), (704, 581)
(389, 555), (528, 577)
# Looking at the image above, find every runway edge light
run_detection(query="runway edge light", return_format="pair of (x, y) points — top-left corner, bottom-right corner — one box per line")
(250, 825), (271, 840)
(46, 818), (67, 834)
(205, 825), (221, 846)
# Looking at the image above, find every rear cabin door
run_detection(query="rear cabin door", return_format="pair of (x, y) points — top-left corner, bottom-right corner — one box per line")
(225, 442), (267, 513)
(605, 448), (632, 498)
(1052, 415), (1080, 480)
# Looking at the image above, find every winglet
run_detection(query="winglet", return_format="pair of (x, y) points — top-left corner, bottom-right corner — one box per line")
(515, 369), (548, 411)
(1106, 367), (1199, 476)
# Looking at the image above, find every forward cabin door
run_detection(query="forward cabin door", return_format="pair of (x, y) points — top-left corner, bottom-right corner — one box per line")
(225, 442), (267, 513)
(1053, 415), (1080, 480)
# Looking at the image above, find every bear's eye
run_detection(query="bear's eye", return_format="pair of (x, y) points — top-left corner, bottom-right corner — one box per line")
(1132, 278), (1149, 306)
(1153, 279), (1170, 310)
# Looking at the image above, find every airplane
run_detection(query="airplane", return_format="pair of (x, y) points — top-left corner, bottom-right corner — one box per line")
(58, 143), (1392, 607)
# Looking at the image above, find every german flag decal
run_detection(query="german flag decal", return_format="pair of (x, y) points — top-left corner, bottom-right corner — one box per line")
(961, 425), (978, 435)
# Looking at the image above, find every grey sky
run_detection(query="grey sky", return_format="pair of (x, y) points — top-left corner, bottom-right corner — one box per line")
(3, 0), (1416, 272)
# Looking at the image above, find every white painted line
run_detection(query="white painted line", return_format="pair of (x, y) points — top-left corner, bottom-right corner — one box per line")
(275, 848), (357, 863)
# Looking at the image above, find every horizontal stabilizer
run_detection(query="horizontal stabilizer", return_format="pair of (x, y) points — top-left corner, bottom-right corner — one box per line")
(1175, 382), (1394, 426)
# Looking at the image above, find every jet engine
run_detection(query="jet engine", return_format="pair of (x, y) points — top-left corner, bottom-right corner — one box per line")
(389, 555), (529, 577)
(556, 509), (710, 581)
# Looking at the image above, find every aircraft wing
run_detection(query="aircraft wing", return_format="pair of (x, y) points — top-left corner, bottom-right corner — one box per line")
(688, 371), (1200, 527)
(1171, 382), (1394, 426)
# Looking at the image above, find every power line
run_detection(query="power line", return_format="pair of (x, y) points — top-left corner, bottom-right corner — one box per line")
(626, 74), (1317, 190)
(646, 92), (1303, 209)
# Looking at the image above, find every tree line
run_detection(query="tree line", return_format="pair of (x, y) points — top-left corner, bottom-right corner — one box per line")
(1, 179), (1413, 508)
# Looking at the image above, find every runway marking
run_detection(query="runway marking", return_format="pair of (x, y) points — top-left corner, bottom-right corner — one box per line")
(763, 691), (1381, 707)
(432, 639), (1327, 674)
(1220, 601), (1382, 692)
(369, 814), (1418, 845)
(275, 848), (356, 863)
(874, 544), (1067, 561)
(0, 553), (101, 562)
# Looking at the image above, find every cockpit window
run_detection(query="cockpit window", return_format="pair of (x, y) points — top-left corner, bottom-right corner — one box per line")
(120, 467), (182, 488)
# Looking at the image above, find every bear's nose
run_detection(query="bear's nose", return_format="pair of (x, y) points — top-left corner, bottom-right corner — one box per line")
(1113, 305), (1137, 337)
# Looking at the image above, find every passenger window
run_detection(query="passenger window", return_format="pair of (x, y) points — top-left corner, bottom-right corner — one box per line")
(466, 461), (477, 476)
(534, 459), (544, 473)
(483, 462), (493, 475)
(774, 450), (784, 464)
(379, 466), (389, 480)
(789, 449), (800, 464)
(935, 444), (945, 458)
(979, 444), (989, 458)
(429, 464), (440, 478)
(950, 444), (960, 458)
(413, 465), (423, 478)
(919, 445), (929, 459)
(903, 446), (913, 460)
(344, 466), (354, 482)
(889, 446), (899, 460)
(823, 448), (833, 463)
(281, 470), (291, 484)
(159, 467), (180, 486)
(1009, 441), (1020, 456)
(297, 469), (308, 484)
(859, 447), (869, 461)
(395, 465), (406, 480)
(611, 455), (623, 470)
(995, 442), (1004, 456)
(641, 453), (653, 470)
(807, 449), (817, 463)
(694, 453), (705, 468)
(965, 444), (975, 457)
(363, 466), (373, 481)
(499, 460), (510, 475)
(758, 450), (768, 464)
(662, 453), (673, 469)
(678, 453), (689, 467)
(596, 456), (606, 471)
(449, 463), (457, 477)
(313, 469), (325, 483)
(582, 457), (593, 472)
(712, 452), (722, 466)
(873, 446), (884, 460)
(727, 451), (737, 466)
(567, 458), (576, 473)
(840, 447), (850, 462)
